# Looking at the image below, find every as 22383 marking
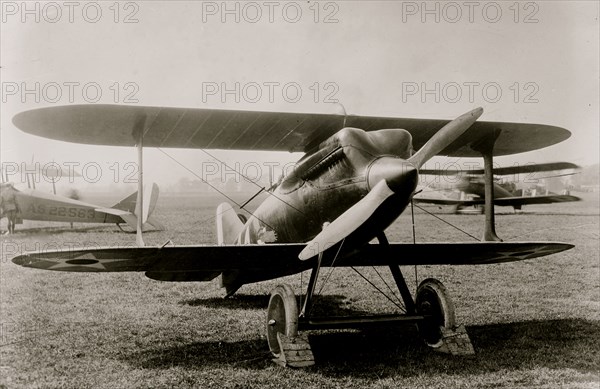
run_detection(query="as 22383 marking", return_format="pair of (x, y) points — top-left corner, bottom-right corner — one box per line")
(28, 205), (95, 219)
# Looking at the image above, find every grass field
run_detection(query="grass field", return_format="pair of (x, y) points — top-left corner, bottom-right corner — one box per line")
(1, 192), (599, 388)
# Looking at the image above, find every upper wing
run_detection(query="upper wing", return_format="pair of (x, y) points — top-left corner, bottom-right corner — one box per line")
(12, 242), (573, 279)
(420, 162), (580, 176)
(12, 105), (570, 157)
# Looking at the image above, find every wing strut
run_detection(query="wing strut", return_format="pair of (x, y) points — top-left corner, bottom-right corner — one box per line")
(378, 232), (416, 314)
(472, 129), (502, 242)
(133, 115), (146, 247)
(299, 251), (323, 318)
(296, 232), (422, 331)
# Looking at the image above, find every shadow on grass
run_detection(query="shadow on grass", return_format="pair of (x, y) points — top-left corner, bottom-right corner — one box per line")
(180, 294), (271, 309)
(179, 294), (368, 316)
(122, 318), (600, 377)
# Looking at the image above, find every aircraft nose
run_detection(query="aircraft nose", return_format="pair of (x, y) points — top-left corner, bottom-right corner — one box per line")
(367, 157), (418, 194)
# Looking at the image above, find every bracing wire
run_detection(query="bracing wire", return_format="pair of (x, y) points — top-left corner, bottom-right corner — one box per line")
(315, 238), (346, 297)
(193, 147), (306, 215)
(371, 265), (405, 310)
(413, 202), (480, 241)
(157, 148), (276, 231)
(350, 267), (405, 311)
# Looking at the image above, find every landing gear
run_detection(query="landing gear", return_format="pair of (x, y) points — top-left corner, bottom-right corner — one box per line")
(265, 235), (473, 366)
(266, 284), (298, 358)
(266, 284), (314, 367)
(416, 278), (456, 347)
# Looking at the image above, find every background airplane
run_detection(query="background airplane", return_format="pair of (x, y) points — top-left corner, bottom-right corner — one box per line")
(0, 182), (163, 232)
(415, 162), (581, 213)
(2, 159), (82, 194)
(11, 104), (575, 366)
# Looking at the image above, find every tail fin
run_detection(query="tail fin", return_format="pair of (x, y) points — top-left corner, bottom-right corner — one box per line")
(111, 183), (160, 223)
(110, 183), (163, 231)
(216, 203), (244, 245)
(144, 183), (160, 222)
(111, 189), (137, 213)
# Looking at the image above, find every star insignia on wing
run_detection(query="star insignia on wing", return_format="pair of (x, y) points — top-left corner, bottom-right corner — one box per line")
(488, 245), (562, 263)
(43, 253), (132, 271)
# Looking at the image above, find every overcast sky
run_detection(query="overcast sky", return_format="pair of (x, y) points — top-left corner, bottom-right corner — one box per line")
(1, 1), (598, 192)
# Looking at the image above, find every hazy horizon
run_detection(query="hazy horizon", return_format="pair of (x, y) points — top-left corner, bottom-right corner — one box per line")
(2, 1), (598, 193)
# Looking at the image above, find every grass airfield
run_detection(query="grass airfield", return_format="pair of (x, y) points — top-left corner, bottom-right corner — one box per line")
(1, 192), (598, 388)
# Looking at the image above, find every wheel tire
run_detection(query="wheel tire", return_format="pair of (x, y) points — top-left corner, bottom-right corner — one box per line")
(416, 278), (456, 348)
(266, 284), (298, 357)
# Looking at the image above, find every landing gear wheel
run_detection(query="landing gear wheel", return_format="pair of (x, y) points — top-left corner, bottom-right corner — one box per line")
(416, 278), (456, 348)
(266, 284), (298, 358)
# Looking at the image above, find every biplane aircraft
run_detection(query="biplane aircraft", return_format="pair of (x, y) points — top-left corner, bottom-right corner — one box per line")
(415, 162), (581, 213)
(1, 161), (82, 195)
(11, 104), (574, 366)
(0, 181), (163, 232)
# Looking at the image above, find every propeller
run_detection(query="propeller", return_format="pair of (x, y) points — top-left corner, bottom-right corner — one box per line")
(298, 107), (483, 261)
(298, 180), (396, 260)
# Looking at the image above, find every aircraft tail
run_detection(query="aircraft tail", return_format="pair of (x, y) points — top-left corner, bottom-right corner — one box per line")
(108, 183), (163, 231)
(111, 182), (160, 222)
(216, 202), (244, 245)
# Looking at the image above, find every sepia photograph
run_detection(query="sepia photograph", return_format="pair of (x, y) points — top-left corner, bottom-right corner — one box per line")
(1, 1), (598, 388)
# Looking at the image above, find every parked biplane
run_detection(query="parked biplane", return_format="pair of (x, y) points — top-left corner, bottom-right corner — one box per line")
(1, 161), (82, 195)
(0, 181), (163, 232)
(11, 104), (574, 366)
(415, 162), (581, 213)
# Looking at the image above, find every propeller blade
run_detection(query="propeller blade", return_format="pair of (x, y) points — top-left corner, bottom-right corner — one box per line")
(409, 107), (483, 169)
(298, 180), (395, 261)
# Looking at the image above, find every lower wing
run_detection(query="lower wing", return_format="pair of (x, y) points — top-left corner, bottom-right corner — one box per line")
(414, 194), (580, 207)
(12, 242), (573, 279)
(413, 197), (479, 206)
(494, 195), (581, 206)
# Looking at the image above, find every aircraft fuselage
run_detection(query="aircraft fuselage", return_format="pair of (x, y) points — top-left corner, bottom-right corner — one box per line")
(9, 189), (121, 224)
(238, 127), (417, 245)
(457, 178), (515, 199)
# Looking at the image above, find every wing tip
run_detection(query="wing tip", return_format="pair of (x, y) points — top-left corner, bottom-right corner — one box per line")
(11, 254), (28, 266)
